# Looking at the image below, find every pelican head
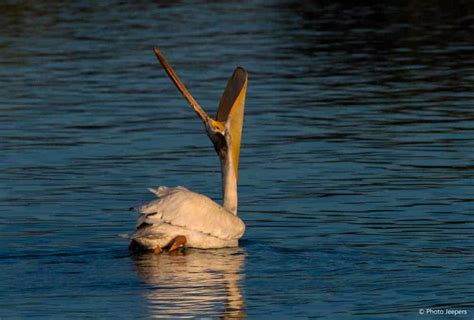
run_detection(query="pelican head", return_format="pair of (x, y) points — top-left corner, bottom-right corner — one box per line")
(207, 67), (247, 180)
(153, 48), (247, 214)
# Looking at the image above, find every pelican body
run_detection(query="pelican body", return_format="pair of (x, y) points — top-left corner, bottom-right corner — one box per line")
(130, 49), (247, 252)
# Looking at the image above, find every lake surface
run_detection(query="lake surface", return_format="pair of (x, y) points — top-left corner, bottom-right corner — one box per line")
(1, 1), (474, 319)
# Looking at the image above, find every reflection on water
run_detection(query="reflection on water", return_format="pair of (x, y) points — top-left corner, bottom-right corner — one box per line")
(133, 248), (245, 319)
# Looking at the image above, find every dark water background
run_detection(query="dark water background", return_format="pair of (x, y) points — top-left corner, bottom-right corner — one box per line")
(1, 1), (474, 319)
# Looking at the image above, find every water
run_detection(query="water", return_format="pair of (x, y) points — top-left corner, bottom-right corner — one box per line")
(1, 1), (474, 318)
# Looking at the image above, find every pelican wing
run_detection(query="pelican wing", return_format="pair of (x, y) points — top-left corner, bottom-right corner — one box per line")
(136, 187), (245, 241)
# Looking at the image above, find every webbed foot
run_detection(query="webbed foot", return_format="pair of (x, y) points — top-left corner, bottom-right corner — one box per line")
(168, 235), (187, 252)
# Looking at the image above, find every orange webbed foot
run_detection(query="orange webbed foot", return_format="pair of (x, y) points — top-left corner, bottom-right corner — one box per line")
(168, 235), (187, 253)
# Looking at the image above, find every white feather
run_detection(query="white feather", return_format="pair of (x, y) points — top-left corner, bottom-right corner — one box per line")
(131, 186), (245, 249)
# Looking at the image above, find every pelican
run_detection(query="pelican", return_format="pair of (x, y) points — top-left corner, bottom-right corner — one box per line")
(129, 48), (247, 253)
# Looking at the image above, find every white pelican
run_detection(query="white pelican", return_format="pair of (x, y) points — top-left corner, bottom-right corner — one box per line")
(129, 48), (247, 253)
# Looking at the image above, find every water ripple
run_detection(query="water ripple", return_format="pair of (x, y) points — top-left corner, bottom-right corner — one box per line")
(1, 1), (474, 319)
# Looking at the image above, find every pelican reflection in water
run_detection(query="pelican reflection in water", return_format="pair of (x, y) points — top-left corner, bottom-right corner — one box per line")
(133, 248), (246, 318)
(129, 48), (248, 253)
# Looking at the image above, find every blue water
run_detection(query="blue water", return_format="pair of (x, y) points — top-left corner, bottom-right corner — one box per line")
(1, 1), (474, 319)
